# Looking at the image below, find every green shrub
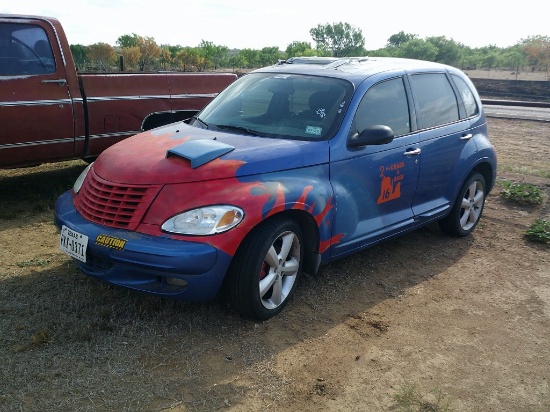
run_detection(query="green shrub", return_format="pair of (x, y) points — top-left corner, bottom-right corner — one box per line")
(500, 181), (543, 205)
(525, 219), (550, 244)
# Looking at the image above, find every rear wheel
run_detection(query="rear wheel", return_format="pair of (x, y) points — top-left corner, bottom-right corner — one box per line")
(226, 217), (303, 320)
(439, 172), (486, 237)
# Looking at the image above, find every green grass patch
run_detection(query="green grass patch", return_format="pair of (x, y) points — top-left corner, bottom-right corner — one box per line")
(500, 181), (543, 205)
(393, 380), (454, 412)
(525, 219), (550, 244)
(498, 164), (550, 180)
(16, 258), (52, 268)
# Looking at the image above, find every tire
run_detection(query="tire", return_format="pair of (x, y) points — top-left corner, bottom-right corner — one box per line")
(439, 172), (486, 237)
(226, 217), (303, 320)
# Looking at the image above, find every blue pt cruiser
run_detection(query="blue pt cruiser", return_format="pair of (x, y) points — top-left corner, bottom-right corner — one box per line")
(55, 57), (497, 320)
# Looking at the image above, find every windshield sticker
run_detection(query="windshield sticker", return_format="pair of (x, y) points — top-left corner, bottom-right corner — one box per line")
(273, 74), (290, 79)
(337, 100), (346, 113)
(377, 162), (405, 204)
(316, 108), (327, 118)
(305, 126), (322, 136)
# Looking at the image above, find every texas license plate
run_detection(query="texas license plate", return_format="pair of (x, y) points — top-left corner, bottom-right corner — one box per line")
(60, 225), (88, 263)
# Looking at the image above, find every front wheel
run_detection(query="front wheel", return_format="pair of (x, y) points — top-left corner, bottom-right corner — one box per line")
(439, 172), (486, 237)
(226, 217), (303, 321)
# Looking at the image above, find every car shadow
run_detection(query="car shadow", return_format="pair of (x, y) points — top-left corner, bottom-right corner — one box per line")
(0, 220), (472, 411)
(0, 161), (87, 231)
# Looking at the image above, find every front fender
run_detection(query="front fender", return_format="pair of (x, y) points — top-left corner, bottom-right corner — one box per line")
(140, 164), (337, 257)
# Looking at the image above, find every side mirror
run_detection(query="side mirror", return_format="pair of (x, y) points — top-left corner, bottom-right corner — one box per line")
(348, 125), (394, 148)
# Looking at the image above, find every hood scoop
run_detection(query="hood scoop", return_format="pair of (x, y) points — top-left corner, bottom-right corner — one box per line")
(166, 139), (235, 168)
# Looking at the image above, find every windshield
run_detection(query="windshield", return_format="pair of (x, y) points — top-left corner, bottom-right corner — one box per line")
(193, 73), (353, 141)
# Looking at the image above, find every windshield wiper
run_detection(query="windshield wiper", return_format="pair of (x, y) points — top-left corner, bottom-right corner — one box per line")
(215, 124), (261, 136)
(191, 115), (209, 129)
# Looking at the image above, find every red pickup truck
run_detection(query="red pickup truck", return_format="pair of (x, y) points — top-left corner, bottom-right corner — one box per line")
(0, 14), (237, 169)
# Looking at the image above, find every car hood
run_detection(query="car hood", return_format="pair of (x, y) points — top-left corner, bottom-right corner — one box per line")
(93, 123), (330, 185)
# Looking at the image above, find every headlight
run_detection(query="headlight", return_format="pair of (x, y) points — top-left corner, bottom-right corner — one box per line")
(162, 206), (244, 235)
(73, 163), (93, 194)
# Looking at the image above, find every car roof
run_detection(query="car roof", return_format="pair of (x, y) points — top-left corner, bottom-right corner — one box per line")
(254, 57), (458, 85)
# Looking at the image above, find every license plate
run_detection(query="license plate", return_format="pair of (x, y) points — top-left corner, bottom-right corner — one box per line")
(60, 225), (88, 263)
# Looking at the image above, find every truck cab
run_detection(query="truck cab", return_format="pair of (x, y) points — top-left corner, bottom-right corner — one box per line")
(0, 15), (81, 168)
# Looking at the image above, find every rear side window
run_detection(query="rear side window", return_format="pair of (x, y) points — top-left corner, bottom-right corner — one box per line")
(351, 77), (411, 137)
(409, 73), (459, 129)
(0, 23), (55, 76)
(452, 74), (479, 118)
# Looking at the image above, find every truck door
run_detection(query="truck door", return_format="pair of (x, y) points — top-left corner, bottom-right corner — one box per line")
(0, 18), (74, 168)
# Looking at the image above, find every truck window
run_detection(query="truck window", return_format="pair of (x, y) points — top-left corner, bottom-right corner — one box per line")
(0, 23), (55, 76)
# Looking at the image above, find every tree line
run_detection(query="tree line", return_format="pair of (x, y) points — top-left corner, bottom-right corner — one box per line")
(69, 22), (550, 77)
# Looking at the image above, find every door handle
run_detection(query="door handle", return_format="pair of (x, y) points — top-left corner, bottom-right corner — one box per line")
(460, 133), (473, 140)
(403, 148), (421, 156)
(41, 79), (67, 85)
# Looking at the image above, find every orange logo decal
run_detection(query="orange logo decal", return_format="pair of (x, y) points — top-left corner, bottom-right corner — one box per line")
(377, 163), (405, 204)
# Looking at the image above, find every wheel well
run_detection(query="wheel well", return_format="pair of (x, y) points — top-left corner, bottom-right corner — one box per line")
(234, 210), (320, 277)
(473, 162), (494, 191)
(268, 210), (320, 276)
(141, 110), (199, 131)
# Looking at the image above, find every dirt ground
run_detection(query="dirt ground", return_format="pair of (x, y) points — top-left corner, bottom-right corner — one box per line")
(0, 117), (549, 412)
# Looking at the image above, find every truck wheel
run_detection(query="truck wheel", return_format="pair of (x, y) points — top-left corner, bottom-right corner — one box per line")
(227, 217), (303, 320)
(439, 172), (486, 237)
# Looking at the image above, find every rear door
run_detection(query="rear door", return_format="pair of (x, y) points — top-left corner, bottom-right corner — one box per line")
(408, 72), (479, 221)
(0, 18), (74, 168)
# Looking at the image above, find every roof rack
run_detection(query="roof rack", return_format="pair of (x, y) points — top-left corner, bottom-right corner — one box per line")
(276, 57), (339, 65)
(276, 56), (370, 68)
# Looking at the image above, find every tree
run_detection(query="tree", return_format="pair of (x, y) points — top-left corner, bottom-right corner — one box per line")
(285, 41), (318, 58)
(229, 53), (247, 71)
(309, 22), (365, 57)
(118, 46), (141, 71)
(69, 44), (88, 70)
(212, 44), (229, 70)
(397, 39), (438, 61)
(175, 48), (203, 71)
(137, 36), (160, 71)
(238, 48), (260, 68)
(259, 46), (282, 66)
(500, 48), (526, 79)
(521, 35), (550, 75)
(116, 34), (140, 48)
(198, 40), (229, 70)
(426, 36), (463, 66)
(158, 47), (173, 71)
(387, 31), (418, 48)
(87, 42), (117, 70)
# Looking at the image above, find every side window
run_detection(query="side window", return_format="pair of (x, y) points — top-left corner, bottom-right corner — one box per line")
(451, 74), (479, 118)
(409, 73), (459, 129)
(351, 77), (411, 137)
(0, 23), (55, 76)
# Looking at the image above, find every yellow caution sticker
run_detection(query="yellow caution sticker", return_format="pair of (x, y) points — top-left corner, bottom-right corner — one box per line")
(95, 234), (127, 250)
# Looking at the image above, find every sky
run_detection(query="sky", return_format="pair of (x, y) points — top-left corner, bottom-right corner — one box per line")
(2, 0), (548, 51)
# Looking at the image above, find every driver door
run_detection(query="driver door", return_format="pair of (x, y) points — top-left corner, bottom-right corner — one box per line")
(0, 18), (75, 168)
(330, 77), (421, 258)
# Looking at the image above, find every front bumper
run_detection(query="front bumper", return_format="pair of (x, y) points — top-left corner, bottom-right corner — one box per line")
(54, 191), (232, 301)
